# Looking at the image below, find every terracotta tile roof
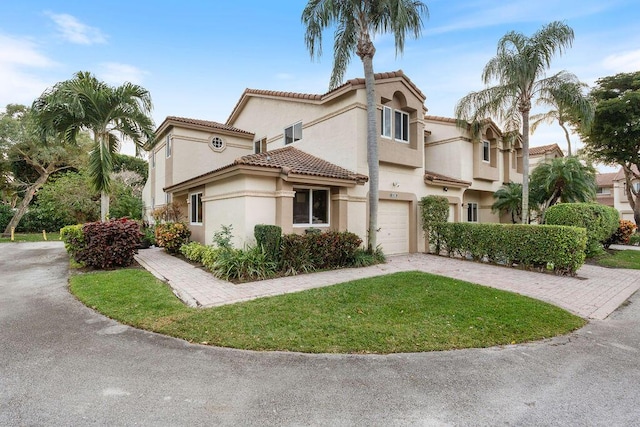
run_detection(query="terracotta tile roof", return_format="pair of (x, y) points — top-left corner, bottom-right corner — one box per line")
(165, 147), (368, 191)
(160, 116), (253, 135)
(424, 171), (471, 187)
(424, 115), (457, 124)
(529, 143), (562, 156)
(227, 70), (424, 124)
(232, 146), (368, 182)
(596, 172), (617, 187)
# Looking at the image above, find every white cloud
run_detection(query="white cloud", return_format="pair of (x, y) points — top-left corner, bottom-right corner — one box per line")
(0, 34), (56, 107)
(46, 12), (107, 45)
(602, 50), (640, 73)
(98, 63), (148, 85)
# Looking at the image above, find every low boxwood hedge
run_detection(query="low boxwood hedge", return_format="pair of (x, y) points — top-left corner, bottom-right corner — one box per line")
(432, 222), (587, 275)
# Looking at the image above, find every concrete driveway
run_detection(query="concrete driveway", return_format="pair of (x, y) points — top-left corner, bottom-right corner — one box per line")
(1, 242), (639, 426)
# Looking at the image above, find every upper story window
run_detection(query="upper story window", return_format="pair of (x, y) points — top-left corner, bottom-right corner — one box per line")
(209, 136), (225, 152)
(467, 202), (478, 223)
(381, 106), (409, 143)
(285, 122), (302, 145)
(254, 138), (267, 154)
(293, 188), (329, 226)
(165, 134), (172, 158)
(190, 192), (203, 225)
(482, 141), (490, 162)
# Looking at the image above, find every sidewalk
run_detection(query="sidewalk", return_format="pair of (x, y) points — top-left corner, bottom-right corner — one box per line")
(135, 247), (640, 320)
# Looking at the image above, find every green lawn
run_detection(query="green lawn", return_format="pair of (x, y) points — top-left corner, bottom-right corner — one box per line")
(70, 269), (585, 354)
(0, 232), (57, 243)
(593, 249), (640, 270)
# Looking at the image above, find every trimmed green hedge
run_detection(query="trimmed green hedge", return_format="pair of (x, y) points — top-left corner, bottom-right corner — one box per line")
(544, 203), (618, 257)
(254, 224), (282, 264)
(432, 223), (587, 276)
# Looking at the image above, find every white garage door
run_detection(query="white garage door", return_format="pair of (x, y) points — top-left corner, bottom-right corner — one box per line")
(378, 200), (410, 255)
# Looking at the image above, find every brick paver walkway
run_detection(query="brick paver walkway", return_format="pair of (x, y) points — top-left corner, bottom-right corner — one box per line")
(135, 247), (640, 320)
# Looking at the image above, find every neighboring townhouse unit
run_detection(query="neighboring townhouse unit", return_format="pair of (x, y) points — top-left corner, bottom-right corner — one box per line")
(595, 172), (616, 208)
(529, 143), (564, 169)
(612, 166), (640, 222)
(143, 71), (522, 254)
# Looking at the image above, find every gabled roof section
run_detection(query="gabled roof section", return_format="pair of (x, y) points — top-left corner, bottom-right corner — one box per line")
(155, 116), (254, 140)
(596, 172), (617, 187)
(529, 143), (563, 157)
(424, 171), (471, 188)
(165, 146), (368, 192)
(227, 70), (425, 125)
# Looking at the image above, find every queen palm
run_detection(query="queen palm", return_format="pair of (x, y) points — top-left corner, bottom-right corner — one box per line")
(530, 81), (594, 156)
(302, 0), (428, 252)
(455, 21), (577, 224)
(34, 71), (155, 221)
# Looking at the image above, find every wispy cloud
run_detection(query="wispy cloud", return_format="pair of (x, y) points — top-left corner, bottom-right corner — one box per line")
(46, 12), (107, 45)
(602, 50), (640, 73)
(98, 62), (148, 85)
(0, 34), (55, 107)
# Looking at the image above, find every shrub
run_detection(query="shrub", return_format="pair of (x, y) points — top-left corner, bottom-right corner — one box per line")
(280, 231), (363, 274)
(60, 224), (85, 260)
(604, 219), (637, 247)
(155, 222), (191, 253)
(254, 224), (282, 264)
(544, 203), (619, 257)
(212, 246), (278, 282)
(151, 201), (183, 223)
(212, 224), (234, 249)
(75, 219), (140, 269)
(280, 234), (315, 275)
(419, 195), (449, 253)
(432, 222), (587, 276)
(200, 246), (221, 270)
(180, 241), (208, 263)
(630, 234), (640, 246)
(0, 204), (14, 231)
(350, 247), (386, 267)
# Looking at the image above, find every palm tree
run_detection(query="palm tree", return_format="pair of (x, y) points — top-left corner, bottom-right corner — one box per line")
(491, 182), (523, 224)
(302, 0), (428, 252)
(455, 21), (577, 224)
(530, 81), (594, 156)
(33, 71), (155, 221)
(529, 156), (596, 222)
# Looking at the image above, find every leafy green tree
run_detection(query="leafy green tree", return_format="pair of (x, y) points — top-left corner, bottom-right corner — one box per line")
(33, 171), (100, 226)
(491, 182), (523, 224)
(302, 0), (429, 251)
(455, 21), (578, 224)
(529, 156), (596, 222)
(582, 71), (640, 226)
(530, 81), (594, 156)
(33, 71), (155, 221)
(0, 105), (88, 236)
(113, 152), (148, 181)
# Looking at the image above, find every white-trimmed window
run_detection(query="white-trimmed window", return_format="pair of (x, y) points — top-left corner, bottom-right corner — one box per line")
(482, 141), (490, 162)
(190, 192), (203, 225)
(467, 202), (478, 223)
(285, 122), (302, 145)
(394, 110), (409, 142)
(381, 106), (392, 138)
(293, 188), (329, 226)
(254, 138), (267, 154)
(165, 134), (172, 157)
(165, 192), (171, 204)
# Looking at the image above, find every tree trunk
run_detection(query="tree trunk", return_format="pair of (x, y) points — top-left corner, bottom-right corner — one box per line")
(101, 191), (109, 221)
(560, 122), (572, 156)
(2, 172), (51, 237)
(361, 54), (379, 252)
(521, 109), (531, 224)
(623, 166), (640, 228)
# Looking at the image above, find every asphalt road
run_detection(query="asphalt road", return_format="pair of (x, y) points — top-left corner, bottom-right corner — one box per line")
(1, 242), (639, 426)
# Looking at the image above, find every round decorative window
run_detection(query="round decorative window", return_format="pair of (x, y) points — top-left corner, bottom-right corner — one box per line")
(209, 136), (225, 152)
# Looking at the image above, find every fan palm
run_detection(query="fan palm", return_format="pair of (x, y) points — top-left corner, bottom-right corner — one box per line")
(33, 71), (155, 221)
(302, 0), (428, 251)
(529, 156), (596, 222)
(455, 21), (577, 224)
(530, 81), (594, 156)
(491, 182), (523, 224)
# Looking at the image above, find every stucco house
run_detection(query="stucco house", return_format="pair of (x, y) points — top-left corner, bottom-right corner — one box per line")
(528, 143), (564, 169)
(595, 172), (616, 208)
(142, 71), (523, 254)
(611, 167), (640, 223)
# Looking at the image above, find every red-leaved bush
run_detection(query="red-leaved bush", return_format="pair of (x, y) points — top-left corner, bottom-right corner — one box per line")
(76, 219), (141, 269)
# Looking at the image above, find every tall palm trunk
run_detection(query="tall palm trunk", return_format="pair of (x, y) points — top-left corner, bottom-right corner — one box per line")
(101, 191), (109, 222)
(521, 107), (531, 224)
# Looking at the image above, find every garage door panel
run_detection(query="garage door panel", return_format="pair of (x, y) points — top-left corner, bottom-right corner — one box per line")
(378, 201), (410, 255)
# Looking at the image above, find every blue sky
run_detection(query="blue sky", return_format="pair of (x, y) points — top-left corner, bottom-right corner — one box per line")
(1, 0), (638, 164)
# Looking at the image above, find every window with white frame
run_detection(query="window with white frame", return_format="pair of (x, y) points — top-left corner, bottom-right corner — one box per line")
(482, 141), (490, 162)
(596, 187), (611, 195)
(190, 192), (203, 224)
(285, 122), (302, 145)
(467, 202), (478, 223)
(293, 188), (329, 226)
(165, 192), (171, 205)
(381, 106), (392, 138)
(165, 134), (172, 157)
(394, 110), (409, 142)
(254, 138), (267, 154)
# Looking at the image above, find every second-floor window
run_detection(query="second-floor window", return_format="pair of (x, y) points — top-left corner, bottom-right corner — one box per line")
(381, 106), (409, 143)
(166, 135), (172, 157)
(467, 202), (478, 223)
(285, 122), (302, 145)
(254, 138), (267, 154)
(482, 141), (490, 162)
